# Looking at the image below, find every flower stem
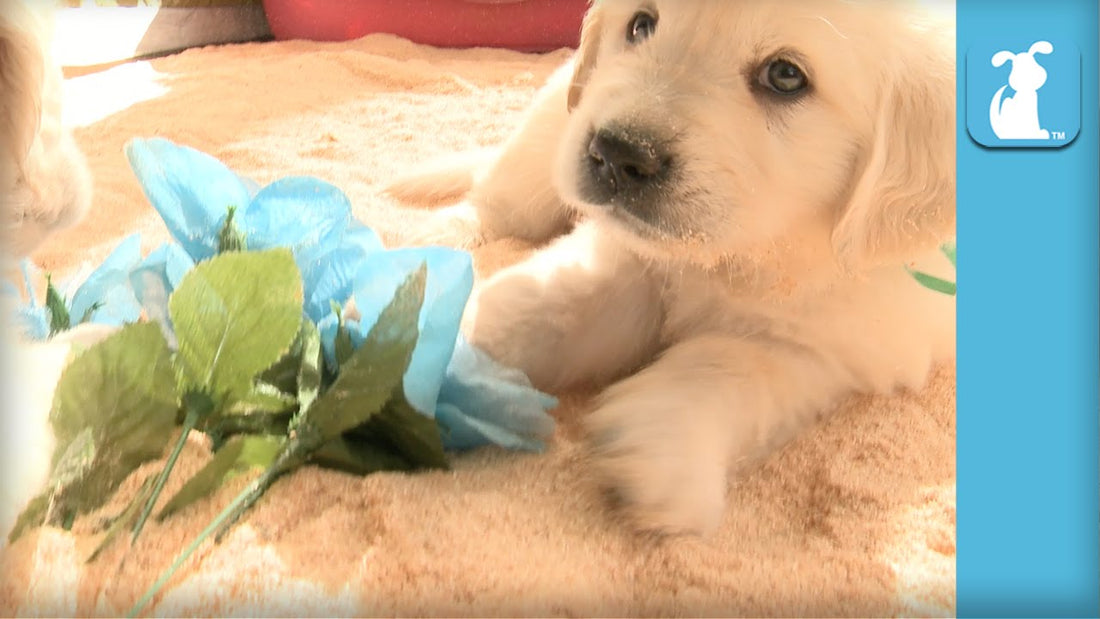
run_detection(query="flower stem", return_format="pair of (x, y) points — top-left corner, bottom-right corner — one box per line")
(126, 473), (264, 617)
(211, 439), (306, 543)
(126, 438), (309, 617)
(87, 474), (157, 563)
(131, 392), (211, 543)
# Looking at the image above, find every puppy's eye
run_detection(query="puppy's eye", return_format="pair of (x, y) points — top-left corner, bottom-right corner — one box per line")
(626, 11), (657, 44)
(760, 59), (809, 95)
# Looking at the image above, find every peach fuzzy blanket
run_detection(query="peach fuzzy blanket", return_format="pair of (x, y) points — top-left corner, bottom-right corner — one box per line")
(0, 34), (956, 617)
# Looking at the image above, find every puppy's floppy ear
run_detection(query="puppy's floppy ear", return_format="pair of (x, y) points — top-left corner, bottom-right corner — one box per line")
(1029, 40), (1053, 56)
(567, 1), (604, 112)
(991, 50), (1015, 67)
(832, 40), (956, 269)
(0, 8), (46, 175)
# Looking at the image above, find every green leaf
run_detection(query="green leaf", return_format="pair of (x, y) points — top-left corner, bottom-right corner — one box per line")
(941, 241), (956, 269)
(129, 267), (429, 616)
(48, 427), (97, 491)
(42, 322), (178, 529)
(156, 435), (282, 522)
(907, 267), (957, 296)
(132, 264), (428, 608)
(204, 412), (292, 452)
(45, 274), (70, 335)
(8, 493), (50, 543)
(259, 329), (306, 395)
(78, 303), (105, 327)
(293, 319), (322, 432)
(350, 391), (448, 471)
(226, 381), (297, 416)
(311, 435), (415, 476)
(333, 305), (355, 373)
(169, 249), (303, 409)
(217, 205), (247, 254)
(297, 264), (427, 445)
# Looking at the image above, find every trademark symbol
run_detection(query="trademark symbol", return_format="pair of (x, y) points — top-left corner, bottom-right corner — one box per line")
(1051, 131), (1066, 140)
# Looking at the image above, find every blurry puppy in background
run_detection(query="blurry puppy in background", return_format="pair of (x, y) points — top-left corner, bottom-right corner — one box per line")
(1, 0), (91, 259)
(389, 0), (957, 536)
(0, 0), (92, 542)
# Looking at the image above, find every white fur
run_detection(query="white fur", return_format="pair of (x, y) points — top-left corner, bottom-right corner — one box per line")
(1, 0), (92, 260)
(0, 0), (93, 543)
(389, 0), (957, 535)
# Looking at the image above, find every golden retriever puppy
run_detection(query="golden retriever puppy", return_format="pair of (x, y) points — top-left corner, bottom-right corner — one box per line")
(1, 0), (92, 259)
(389, 0), (957, 535)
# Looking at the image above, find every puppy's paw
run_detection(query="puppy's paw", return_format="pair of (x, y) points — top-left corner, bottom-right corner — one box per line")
(383, 149), (494, 207)
(385, 170), (472, 208)
(401, 203), (486, 250)
(586, 396), (729, 536)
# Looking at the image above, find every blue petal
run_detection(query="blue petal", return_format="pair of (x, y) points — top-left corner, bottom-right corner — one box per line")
(350, 247), (474, 417)
(70, 234), (143, 327)
(162, 242), (196, 290)
(16, 259), (50, 339)
(130, 242), (195, 348)
(298, 222), (383, 323)
(15, 305), (51, 340)
(239, 177), (353, 253)
(435, 402), (547, 452)
(240, 175), (262, 199)
(124, 138), (252, 263)
(435, 336), (557, 451)
(19, 258), (39, 307)
(2, 277), (49, 341)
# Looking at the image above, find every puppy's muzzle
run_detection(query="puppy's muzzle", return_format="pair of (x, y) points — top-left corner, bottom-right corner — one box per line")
(580, 127), (673, 225)
(587, 129), (666, 191)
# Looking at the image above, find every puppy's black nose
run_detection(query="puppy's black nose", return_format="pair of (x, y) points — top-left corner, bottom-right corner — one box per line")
(587, 128), (667, 194)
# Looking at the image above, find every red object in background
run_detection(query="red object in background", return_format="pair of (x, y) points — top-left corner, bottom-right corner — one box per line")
(262, 0), (588, 52)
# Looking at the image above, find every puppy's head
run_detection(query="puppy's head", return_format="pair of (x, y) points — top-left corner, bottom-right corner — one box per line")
(555, 0), (956, 270)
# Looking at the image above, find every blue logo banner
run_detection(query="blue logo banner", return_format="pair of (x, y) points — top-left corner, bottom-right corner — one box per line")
(958, 0), (1099, 616)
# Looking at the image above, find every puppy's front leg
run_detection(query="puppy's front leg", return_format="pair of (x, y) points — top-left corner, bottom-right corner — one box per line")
(465, 222), (663, 392)
(463, 64), (577, 244)
(394, 64), (577, 249)
(588, 334), (849, 535)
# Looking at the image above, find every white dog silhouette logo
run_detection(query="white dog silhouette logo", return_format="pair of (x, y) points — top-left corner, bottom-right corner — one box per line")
(989, 41), (1054, 139)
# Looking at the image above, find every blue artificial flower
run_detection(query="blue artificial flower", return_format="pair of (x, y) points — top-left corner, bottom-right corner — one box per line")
(124, 139), (254, 263)
(128, 241), (196, 347)
(6, 137), (556, 452)
(3, 260), (50, 340)
(318, 247), (557, 452)
(3, 235), (146, 340)
(435, 335), (558, 452)
(125, 138), (383, 322)
(68, 234), (144, 328)
(317, 246), (474, 413)
(119, 137), (557, 452)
